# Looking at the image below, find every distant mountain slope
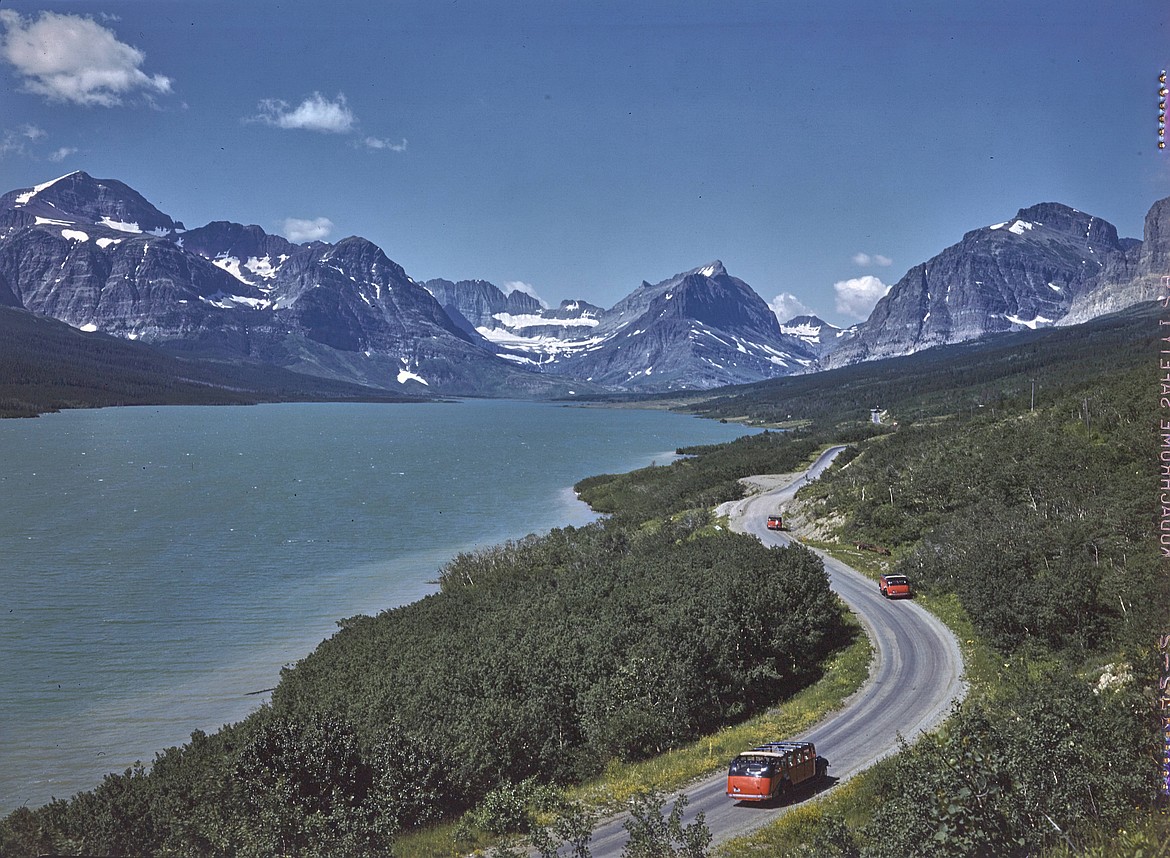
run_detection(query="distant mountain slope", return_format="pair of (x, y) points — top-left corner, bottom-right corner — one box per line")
(440, 262), (817, 391)
(0, 172), (591, 398)
(1060, 196), (1170, 324)
(0, 305), (419, 418)
(780, 314), (854, 358)
(685, 301), (1158, 429)
(827, 202), (1132, 366)
(3, 171), (1164, 397)
(422, 278), (543, 330)
(545, 261), (816, 390)
(0, 170), (183, 235)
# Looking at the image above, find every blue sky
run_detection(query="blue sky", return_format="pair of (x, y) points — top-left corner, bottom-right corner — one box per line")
(0, 0), (1166, 326)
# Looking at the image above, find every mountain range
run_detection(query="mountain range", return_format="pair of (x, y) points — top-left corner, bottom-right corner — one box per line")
(0, 170), (1164, 400)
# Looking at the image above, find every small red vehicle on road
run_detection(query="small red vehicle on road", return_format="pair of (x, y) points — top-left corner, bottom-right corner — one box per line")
(879, 574), (912, 599)
(766, 515), (784, 531)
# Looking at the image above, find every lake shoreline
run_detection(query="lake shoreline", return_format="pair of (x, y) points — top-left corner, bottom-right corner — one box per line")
(0, 401), (756, 814)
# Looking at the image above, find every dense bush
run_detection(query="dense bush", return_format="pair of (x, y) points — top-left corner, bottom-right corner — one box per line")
(271, 518), (848, 790)
(860, 672), (1160, 858)
(797, 363), (1161, 658)
(576, 430), (820, 522)
(1, 501), (849, 857)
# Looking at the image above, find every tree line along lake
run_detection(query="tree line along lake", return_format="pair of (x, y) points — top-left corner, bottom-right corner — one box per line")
(0, 399), (757, 814)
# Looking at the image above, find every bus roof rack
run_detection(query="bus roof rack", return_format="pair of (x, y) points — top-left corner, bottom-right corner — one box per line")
(749, 741), (814, 755)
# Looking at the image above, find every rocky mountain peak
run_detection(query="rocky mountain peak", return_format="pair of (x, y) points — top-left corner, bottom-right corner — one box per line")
(691, 260), (726, 278)
(991, 202), (1121, 250)
(1138, 195), (1170, 276)
(1, 171), (183, 235)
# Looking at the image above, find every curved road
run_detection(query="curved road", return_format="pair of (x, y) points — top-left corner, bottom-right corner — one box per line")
(585, 446), (967, 855)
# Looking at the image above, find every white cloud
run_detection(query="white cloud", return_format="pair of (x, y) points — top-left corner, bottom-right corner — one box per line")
(254, 92), (356, 133)
(0, 11), (172, 107)
(0, 124), (46, 157)
(852, 252), (893, 267)
(834, 275), (889, 320)
(48, 146), (78, 162)
(504, 280), (548, 308)
(363, 136), (407, 152)
(282, 217), (334, 243)
(768, 292), (812, 323)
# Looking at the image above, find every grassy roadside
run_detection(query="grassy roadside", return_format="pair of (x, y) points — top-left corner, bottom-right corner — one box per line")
(402, 396), (1162, 858)
(392, 622), (872, 858)
(715, 542), (1162, 858)
(391, 448), (947, 858)
(714, 543), (998, 858)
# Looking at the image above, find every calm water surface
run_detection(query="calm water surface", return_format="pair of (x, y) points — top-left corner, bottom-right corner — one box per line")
(0, 400), (754, 812)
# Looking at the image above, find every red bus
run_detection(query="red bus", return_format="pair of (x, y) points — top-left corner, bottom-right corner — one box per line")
(879, 574), (912, 599)
(726, 741), (827, 803)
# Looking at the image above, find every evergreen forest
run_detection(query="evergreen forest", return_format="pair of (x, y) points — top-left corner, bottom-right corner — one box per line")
(0, 306), (416, 418)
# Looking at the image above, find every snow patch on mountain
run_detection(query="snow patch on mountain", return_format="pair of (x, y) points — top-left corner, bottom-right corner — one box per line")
(398, 369), (428, 385)
(1004, 313), (1054, 329)
(990, 219), (1039, 236)
(781, 321), (823, 342)
(492, 311), (599, 329)
(99, 217), (144, 234)
(479, 325), (609, 357)
(14, 173), (78, 206)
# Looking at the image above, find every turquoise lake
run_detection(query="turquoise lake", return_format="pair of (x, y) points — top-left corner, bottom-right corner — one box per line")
(0, 400), (755, 813)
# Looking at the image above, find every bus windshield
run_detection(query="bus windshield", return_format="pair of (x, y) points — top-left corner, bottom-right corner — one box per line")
(728, 754), (775, 777)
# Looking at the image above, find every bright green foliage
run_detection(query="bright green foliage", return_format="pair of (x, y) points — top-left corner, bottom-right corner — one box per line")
(1044, 813), (1170, 858)
(271, 518), (848, 792)
(621, 791), (711, 858)
(576, 431), (820, 522)
(801, 363), (1161, 658)
(790, 815), (861, 858)
(461, 777), (560, 836)
(531, 800), (598, 858)
(861, 673), (1159, 858)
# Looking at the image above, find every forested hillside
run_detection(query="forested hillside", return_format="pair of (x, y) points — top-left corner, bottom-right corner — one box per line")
(705, 313), (1167, 856)
(683, 302), (1158, 431)
(768, 355), (1168, 857)
(0, 306), (417, 417)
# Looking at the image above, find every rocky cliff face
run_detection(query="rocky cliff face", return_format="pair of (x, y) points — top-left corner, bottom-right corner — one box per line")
(1060, 196), (1170, 324)
(7, 171), (1163, 396)
(827, 203), (1132, 366)
(0, 172), (586, 396)
(3, 172), (816, 396)
(423, 278), (542, 330)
